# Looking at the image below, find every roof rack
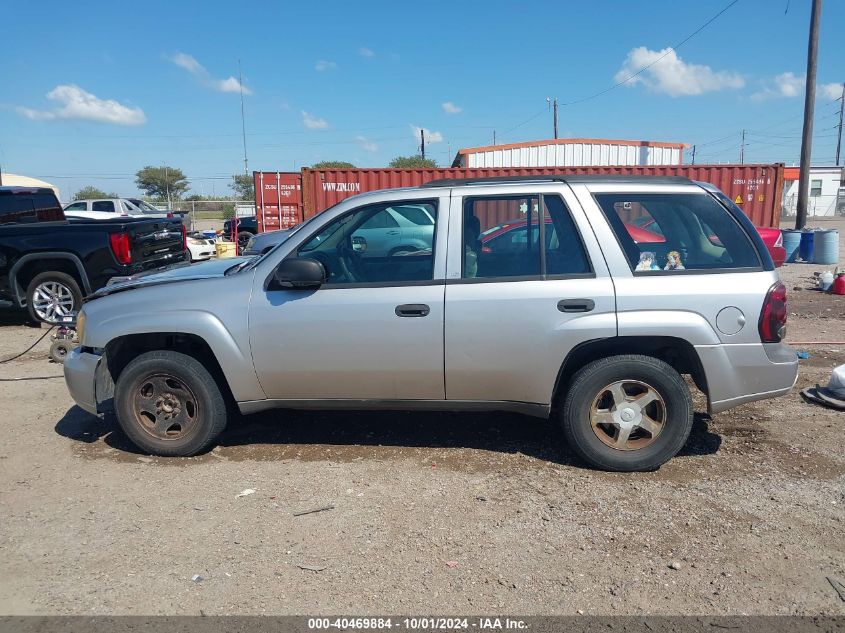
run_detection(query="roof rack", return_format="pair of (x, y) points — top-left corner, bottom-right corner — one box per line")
(419, 174), (692, 188)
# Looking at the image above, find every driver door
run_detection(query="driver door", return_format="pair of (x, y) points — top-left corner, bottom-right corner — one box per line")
(248, 197), (446, 401)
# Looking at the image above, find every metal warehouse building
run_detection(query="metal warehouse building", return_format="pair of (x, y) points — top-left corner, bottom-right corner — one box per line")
(451, 138), (687, 168)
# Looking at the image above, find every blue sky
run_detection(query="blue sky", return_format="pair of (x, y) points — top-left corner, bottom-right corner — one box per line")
(1, 0), (843, 200)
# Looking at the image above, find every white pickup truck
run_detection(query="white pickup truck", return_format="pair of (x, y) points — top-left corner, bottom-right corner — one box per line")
(63, 198), (186, 222)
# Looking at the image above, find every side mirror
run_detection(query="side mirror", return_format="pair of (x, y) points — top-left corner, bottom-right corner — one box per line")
(272, 257), (326, 290)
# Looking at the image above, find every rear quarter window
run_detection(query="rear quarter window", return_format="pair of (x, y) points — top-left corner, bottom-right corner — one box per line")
(594, 192), (760, 273)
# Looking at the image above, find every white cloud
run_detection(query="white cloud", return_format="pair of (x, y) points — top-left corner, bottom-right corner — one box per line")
(359, 47), (374, 58)
(355, 135), (378, 152)
(752, 73), (843, 101)
(410, 125), (443, 143)
(615, 46), (744, 97)
(751, 72), (804, 101)
(302, 111), (329, 129)
(442, 101), (462, 114)
(819, 82), (843, 100)
(168, 52), (252, 95)
(315, 60), (337, 72)
(17, 84), (146, 125)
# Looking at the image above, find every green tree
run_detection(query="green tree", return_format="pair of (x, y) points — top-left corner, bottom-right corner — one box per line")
(74, 186), (118, 199)
(135, 165), (190, 200)
(388, 155), (437, 168)
(230, 174), (255, 200)
(311, 161), (355, 169)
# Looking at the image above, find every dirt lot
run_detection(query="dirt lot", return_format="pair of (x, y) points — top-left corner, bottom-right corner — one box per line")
(1, 239), (844, 616)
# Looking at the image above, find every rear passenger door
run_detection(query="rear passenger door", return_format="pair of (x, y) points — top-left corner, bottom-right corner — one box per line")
(443, 186), (617, 406)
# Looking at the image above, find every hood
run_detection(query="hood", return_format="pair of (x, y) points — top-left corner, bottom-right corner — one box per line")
(88, 257), (252, 300)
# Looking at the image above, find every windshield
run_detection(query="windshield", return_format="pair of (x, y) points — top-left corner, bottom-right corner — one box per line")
(240, 213), (323, 272)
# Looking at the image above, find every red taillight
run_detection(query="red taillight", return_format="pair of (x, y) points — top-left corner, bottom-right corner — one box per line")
(167, 211), (174, 218)
(109, 232), (132, 265)
(759, 281), (787, 343)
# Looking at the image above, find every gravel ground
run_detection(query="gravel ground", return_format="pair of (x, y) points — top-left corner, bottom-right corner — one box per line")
(0, 234), (844, 616)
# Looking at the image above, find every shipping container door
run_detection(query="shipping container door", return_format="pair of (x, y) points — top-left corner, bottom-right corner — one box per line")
(248, 192), (450, 401)
(443, 185), (617, 405)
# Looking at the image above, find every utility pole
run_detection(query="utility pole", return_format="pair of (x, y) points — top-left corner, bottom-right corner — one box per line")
(239, 59), (249, 175)
(836, 82), (844, 166)
(547, 97), (558, 139)
(691, 145), (696, 165)
(420, 129), (425, 159)
(796, 0), (822, 230)
(740, 129), (746, 164)
(164, 164), (171, 209)
(493, 130), (496, 145)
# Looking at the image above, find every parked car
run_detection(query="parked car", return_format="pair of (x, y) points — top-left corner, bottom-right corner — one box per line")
(223, 215), (258, 249)
(242, 228), (294, 256)
(64, 198), (188, 223)
(240, 204), (437, 257)
(64, 175), (797, 471)
(1, 187), (187, 323)
(186, 233), (217, 262)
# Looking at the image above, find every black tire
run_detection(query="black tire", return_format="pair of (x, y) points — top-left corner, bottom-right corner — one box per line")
(26, 271), (83, 324)
(560, 354), (693, 472)
(49, 340), (73, 364)
(114, 350), (228, 456)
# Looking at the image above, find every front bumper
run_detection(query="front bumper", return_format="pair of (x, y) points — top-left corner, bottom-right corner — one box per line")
(63, 347), (102, 415)
(696, 342), (799, 414)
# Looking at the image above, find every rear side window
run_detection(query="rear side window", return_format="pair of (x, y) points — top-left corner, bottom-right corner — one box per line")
(0, 191), (63, 224)
(594, 193), (760, 272)
(92, 200), (115, 212)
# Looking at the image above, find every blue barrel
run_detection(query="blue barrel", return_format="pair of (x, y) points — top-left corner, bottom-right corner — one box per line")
(781, 230), (801, 263)
(813, 229), (840, 265)
(799, 230), (815, 262)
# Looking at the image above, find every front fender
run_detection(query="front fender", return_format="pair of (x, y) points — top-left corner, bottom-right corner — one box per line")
(84, 289), (265, 402)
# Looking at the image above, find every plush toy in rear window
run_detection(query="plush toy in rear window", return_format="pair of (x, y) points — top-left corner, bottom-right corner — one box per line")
(635, 251), (660, 271)
(664, 250), (685, 271)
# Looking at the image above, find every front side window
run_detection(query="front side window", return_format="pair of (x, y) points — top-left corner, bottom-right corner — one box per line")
(92, 200), (115, 212)
(294, 200), (438, 285)
(64, 202), (87, 211)
(464, 194), (590, 279)
(594, 192), (760, 272)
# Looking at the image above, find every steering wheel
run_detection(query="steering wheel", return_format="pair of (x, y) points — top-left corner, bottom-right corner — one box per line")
(337, 240), (366, 282)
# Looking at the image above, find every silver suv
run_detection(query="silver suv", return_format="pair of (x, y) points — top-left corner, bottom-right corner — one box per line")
(63, 176), (798, 471)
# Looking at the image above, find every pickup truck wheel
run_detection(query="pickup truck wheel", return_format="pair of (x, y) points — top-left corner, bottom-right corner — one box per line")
(26, 272), (82, 324)
(114, 351), (228, 456)
(561, 354), (693, 472)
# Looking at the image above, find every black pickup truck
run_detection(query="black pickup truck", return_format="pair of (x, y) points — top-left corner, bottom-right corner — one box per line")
(0, 186), (187, 323)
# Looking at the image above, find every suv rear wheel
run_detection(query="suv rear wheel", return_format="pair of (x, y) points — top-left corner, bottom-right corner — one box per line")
(561, 354), (693, 471)
(114, 350), (228, 456)
(26, 271), (82, 324)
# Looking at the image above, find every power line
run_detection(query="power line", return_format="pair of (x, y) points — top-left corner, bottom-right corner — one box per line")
(500, 0), (739, 138)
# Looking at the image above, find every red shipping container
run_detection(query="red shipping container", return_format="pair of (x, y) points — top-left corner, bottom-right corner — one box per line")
(253, 171), (303, 232)
(300, 165), (783, 228)
(253, 164), (784, 232)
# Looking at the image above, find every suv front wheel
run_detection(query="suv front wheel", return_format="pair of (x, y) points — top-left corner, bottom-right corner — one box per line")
(114, 350), (228, 456)
(561, 354), (693, 471)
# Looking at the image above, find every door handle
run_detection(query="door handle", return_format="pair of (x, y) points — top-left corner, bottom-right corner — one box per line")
(395, 303), (430, 317)
(557, 299), (595, 313)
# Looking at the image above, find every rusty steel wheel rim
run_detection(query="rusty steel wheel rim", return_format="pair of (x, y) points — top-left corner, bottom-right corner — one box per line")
(132, 373), (200, 441)
(589, 379), (666, 451)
